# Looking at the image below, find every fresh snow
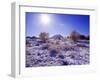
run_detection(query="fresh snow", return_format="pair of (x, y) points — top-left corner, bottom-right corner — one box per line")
(26, 37), (89, 67)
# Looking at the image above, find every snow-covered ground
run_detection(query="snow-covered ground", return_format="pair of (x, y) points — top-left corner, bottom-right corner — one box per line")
(26, 37), (89, 67)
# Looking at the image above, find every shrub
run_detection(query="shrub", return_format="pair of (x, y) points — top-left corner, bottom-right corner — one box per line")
(61, 61), (69, 65)
(79, 35), (89, 40)
(79, 35), (86, 40)
(58, 55), (65, 59)
(26, 51), (31, 55)
(26, 64), (30, 67)
(50, 49), (58, 57)
(87, 35), (90, 40)
(41, 44), (49, 50)
(63, 46), (75, 51)
(70, 31), (80, 42)
(39, 32), (49, 42)
(26, 41), (32, 47)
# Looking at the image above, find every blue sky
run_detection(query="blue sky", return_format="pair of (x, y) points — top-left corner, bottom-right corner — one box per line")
(26, 12), (89, 37)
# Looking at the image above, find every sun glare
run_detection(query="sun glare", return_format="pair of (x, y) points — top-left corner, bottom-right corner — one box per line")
(40, 14), (51, 25)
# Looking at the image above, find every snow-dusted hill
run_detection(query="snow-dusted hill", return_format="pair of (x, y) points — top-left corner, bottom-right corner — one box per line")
(26, 37), (89, 67)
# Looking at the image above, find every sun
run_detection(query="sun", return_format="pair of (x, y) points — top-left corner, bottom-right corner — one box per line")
(40, 14), (51, 25)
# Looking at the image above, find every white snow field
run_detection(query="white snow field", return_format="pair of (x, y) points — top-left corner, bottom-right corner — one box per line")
(26, 36), (89, 67)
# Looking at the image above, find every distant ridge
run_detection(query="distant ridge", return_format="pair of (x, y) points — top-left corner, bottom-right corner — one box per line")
(51, 34), (64, 40)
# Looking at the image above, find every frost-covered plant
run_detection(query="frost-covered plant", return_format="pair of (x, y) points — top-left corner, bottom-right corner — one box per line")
(58, 54), (65, 59)
(26, 40), (32, 47)
(49, 43), (63, 52)
(39, 32), (49, 42)
(70, 31), (80, 42)
(55, 40), (61, 45)
(87, 35), (90, 40)
(50, 49), (58, 57)
(41, 44), (49, 50)
(61, 61), (69, 65)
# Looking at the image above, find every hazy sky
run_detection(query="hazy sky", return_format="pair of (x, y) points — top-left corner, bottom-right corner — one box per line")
(26, 12), (89, 37)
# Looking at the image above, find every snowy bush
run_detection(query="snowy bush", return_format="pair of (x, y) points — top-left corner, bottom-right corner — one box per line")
(39, 32), (49, 42)
(49, 49), (58, 57)
(58, 54), (65, 59)
(70, 31), (80, 42)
